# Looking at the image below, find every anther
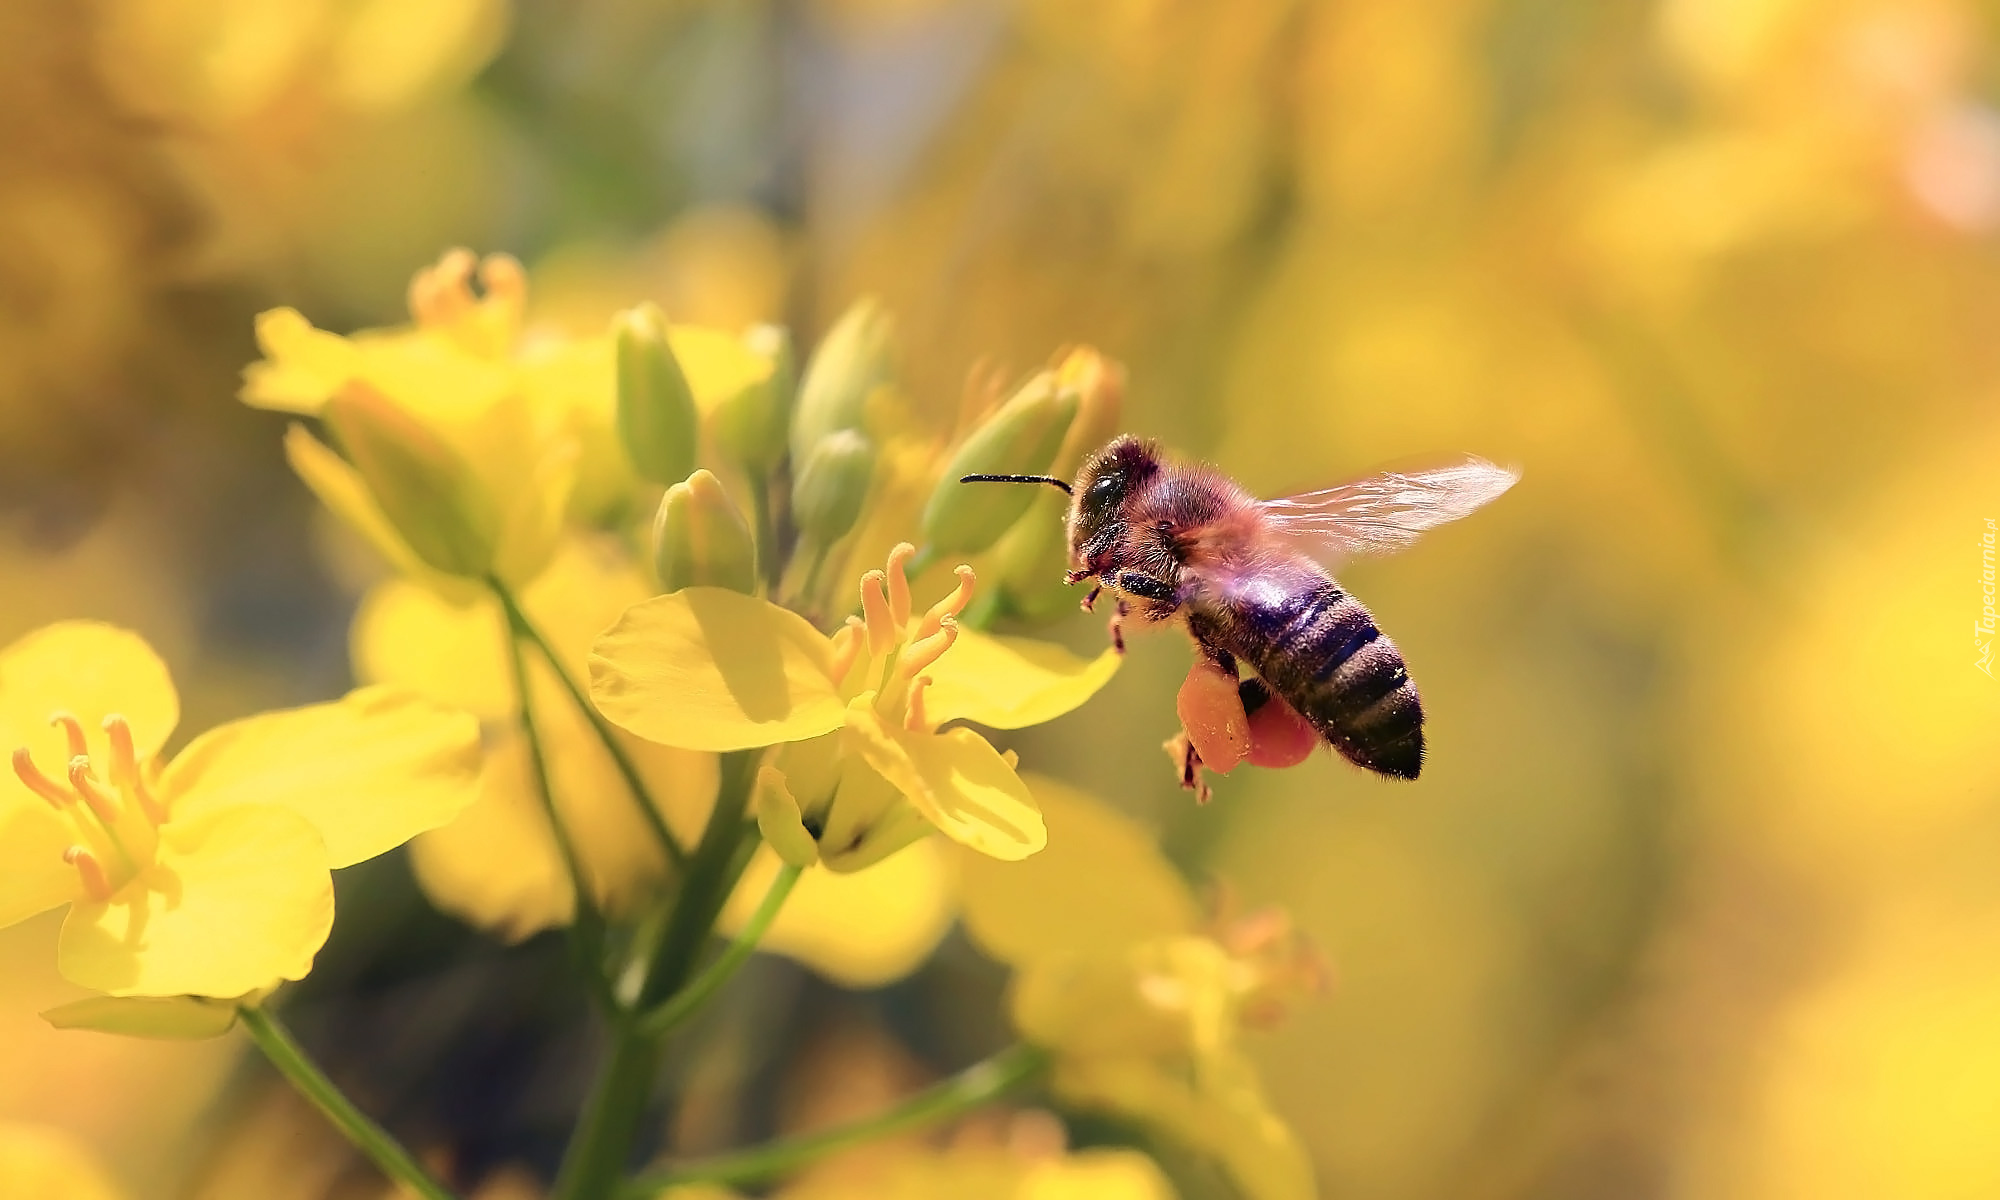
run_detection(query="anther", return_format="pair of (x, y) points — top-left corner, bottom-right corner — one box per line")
(860, 570), (896, 655)
(917, 566), (977, 639)
(68, 757), (120, 824)
(898, 622), (959, 680)
(905, 675), (934, 732)
(50, 712), (89, 760)
(12, 748), (72, 809)
(828, 618), (866, 686)
(885, 543), (916, 627)
(478, 254), (526, 311)
(64, 847), (114, 902)
(102, 715), (140, 791)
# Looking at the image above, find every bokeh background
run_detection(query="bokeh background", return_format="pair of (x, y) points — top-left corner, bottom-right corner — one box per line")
(5, 0), (2000, 1197)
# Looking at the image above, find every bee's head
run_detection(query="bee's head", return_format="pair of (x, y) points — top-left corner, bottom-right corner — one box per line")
(1067, 435), (1160, 554)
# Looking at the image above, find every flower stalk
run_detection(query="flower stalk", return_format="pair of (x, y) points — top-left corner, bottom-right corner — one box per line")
(619, 1043), (1050, 1196)
(492, 581), (688, 869)
(239, 1004), (457, 1200)
(636, 861), (801, 1039)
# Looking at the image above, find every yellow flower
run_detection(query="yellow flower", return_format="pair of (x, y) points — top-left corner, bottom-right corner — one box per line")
(955, 776), (1321, 1200)
(0, 1123), (124, 1200)
(353, 538), (718, 939)
(590, 543), (1119, 868)
(0, 622), (480, 1000)
(242, 249), (777, 585)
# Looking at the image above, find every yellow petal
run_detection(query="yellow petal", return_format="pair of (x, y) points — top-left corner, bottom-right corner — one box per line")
(921, 631), (1120, 730)
(352, 580), (510, 719)
(240, 307), (357, 415)
(1051, 1053), (1315, 1200)
(158, 687), (482, 869)
(669, 325), (773, 415)
(0, 621), (180, 779)
(1020, 1150), (1177, 1200)
(283, 423), (438, 585)
(591, 589), (845, 751)
(59, 805), (335, 998)
(409, 732), (574, 940)
(956, 774), (1197, 968)
(0, 1124), (126, 1200)
(41, 994), (240, 1040)
(0, 803), (81, 929)
(845, 703), (1046, 861)
(719, 842), (955, 988)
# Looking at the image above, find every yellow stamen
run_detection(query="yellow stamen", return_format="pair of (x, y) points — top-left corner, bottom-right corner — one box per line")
(410, 248), (477, 327)
(828, 618), (866, 686)
(102, 715), (139, 790)
(917, 566), (978, 640)
(12, 748), (71, 809)
(68, 758), (120, 824)
(64, 847), (113, 902)
(905, 675), (934, 732)
(885, 542), (916, 626)
(899, 622), (959, 680)
(51, 711), (88, 759)
(478, 254), (526, 314)
(860, 570), (896, 656)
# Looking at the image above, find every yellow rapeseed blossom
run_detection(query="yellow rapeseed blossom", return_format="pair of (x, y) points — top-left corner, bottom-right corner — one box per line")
(352, 538), (718, 939)
(957, 776), (1321, 1200)
(241, 248), (775, 584)
(590, 544), (1119, 868)
(0, 622), (479, 1002)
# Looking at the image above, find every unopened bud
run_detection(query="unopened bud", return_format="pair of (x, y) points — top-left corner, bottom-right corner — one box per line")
(325, 383), (498, 578)
(792, 429), (876, 546)
(791, 298), (894, 464)
(614, 302), (699, 485)
(713, 324), (795, 478)
(652, 469), (758, 594)
(921, 372), (1078, 556)
(1050, 346), (1125, 474)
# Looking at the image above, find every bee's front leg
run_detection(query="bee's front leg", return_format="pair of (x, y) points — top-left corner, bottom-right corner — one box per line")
(1079, 583), (1104, 614)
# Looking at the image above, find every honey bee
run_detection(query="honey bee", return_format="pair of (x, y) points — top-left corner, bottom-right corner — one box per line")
(965, 436), (1518, 783)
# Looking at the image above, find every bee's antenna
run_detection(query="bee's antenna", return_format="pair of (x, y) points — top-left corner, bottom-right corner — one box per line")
(960, 473), (1073, 496)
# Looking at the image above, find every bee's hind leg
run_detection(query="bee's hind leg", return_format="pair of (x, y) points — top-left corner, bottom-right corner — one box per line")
(1164, 730), (1214, 803)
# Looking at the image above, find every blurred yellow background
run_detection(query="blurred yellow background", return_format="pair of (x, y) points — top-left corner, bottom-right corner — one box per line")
(3, 0), (1998, 1197)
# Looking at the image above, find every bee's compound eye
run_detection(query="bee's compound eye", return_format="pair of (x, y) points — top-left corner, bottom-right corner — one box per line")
(1087, 476), (1121, 503)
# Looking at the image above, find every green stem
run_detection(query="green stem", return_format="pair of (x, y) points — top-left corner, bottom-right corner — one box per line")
(619, 1044), (1050, 1196)
(636, 862), (801, 1040)
(499, 596), (615, 1011)
(493, 581), (688, 869)
(239, 1006), (457, 1200)
(552, 751), (760, 1200)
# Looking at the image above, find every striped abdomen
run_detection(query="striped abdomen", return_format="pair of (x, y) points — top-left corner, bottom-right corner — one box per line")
(1200, 575), (1424, 779)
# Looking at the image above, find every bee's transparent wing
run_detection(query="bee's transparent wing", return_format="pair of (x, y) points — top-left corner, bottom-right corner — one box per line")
(1261, 457), (1520, 560)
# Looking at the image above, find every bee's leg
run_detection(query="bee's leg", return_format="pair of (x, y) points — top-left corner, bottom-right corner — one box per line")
(1164, 731), (1213, 803)
(1108, 598), (1128, 654)
(1079, 583), (1103, 613)
(1063, 569), (1092, 586)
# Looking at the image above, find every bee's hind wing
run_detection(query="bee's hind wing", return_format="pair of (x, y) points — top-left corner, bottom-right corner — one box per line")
(1260, 456), (1519, 561)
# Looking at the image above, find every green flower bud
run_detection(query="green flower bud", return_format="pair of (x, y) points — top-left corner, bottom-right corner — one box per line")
(325, 382), (498, 578)
(652, 469), (758, 594)
(614, 302), (699, 485)
(791, 298), (894, 464)
(920, 373), (1079, 556)
(713, 324), (795, 478)
(1050, 345), (1125, 474)
(792, 429), (876, 546)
